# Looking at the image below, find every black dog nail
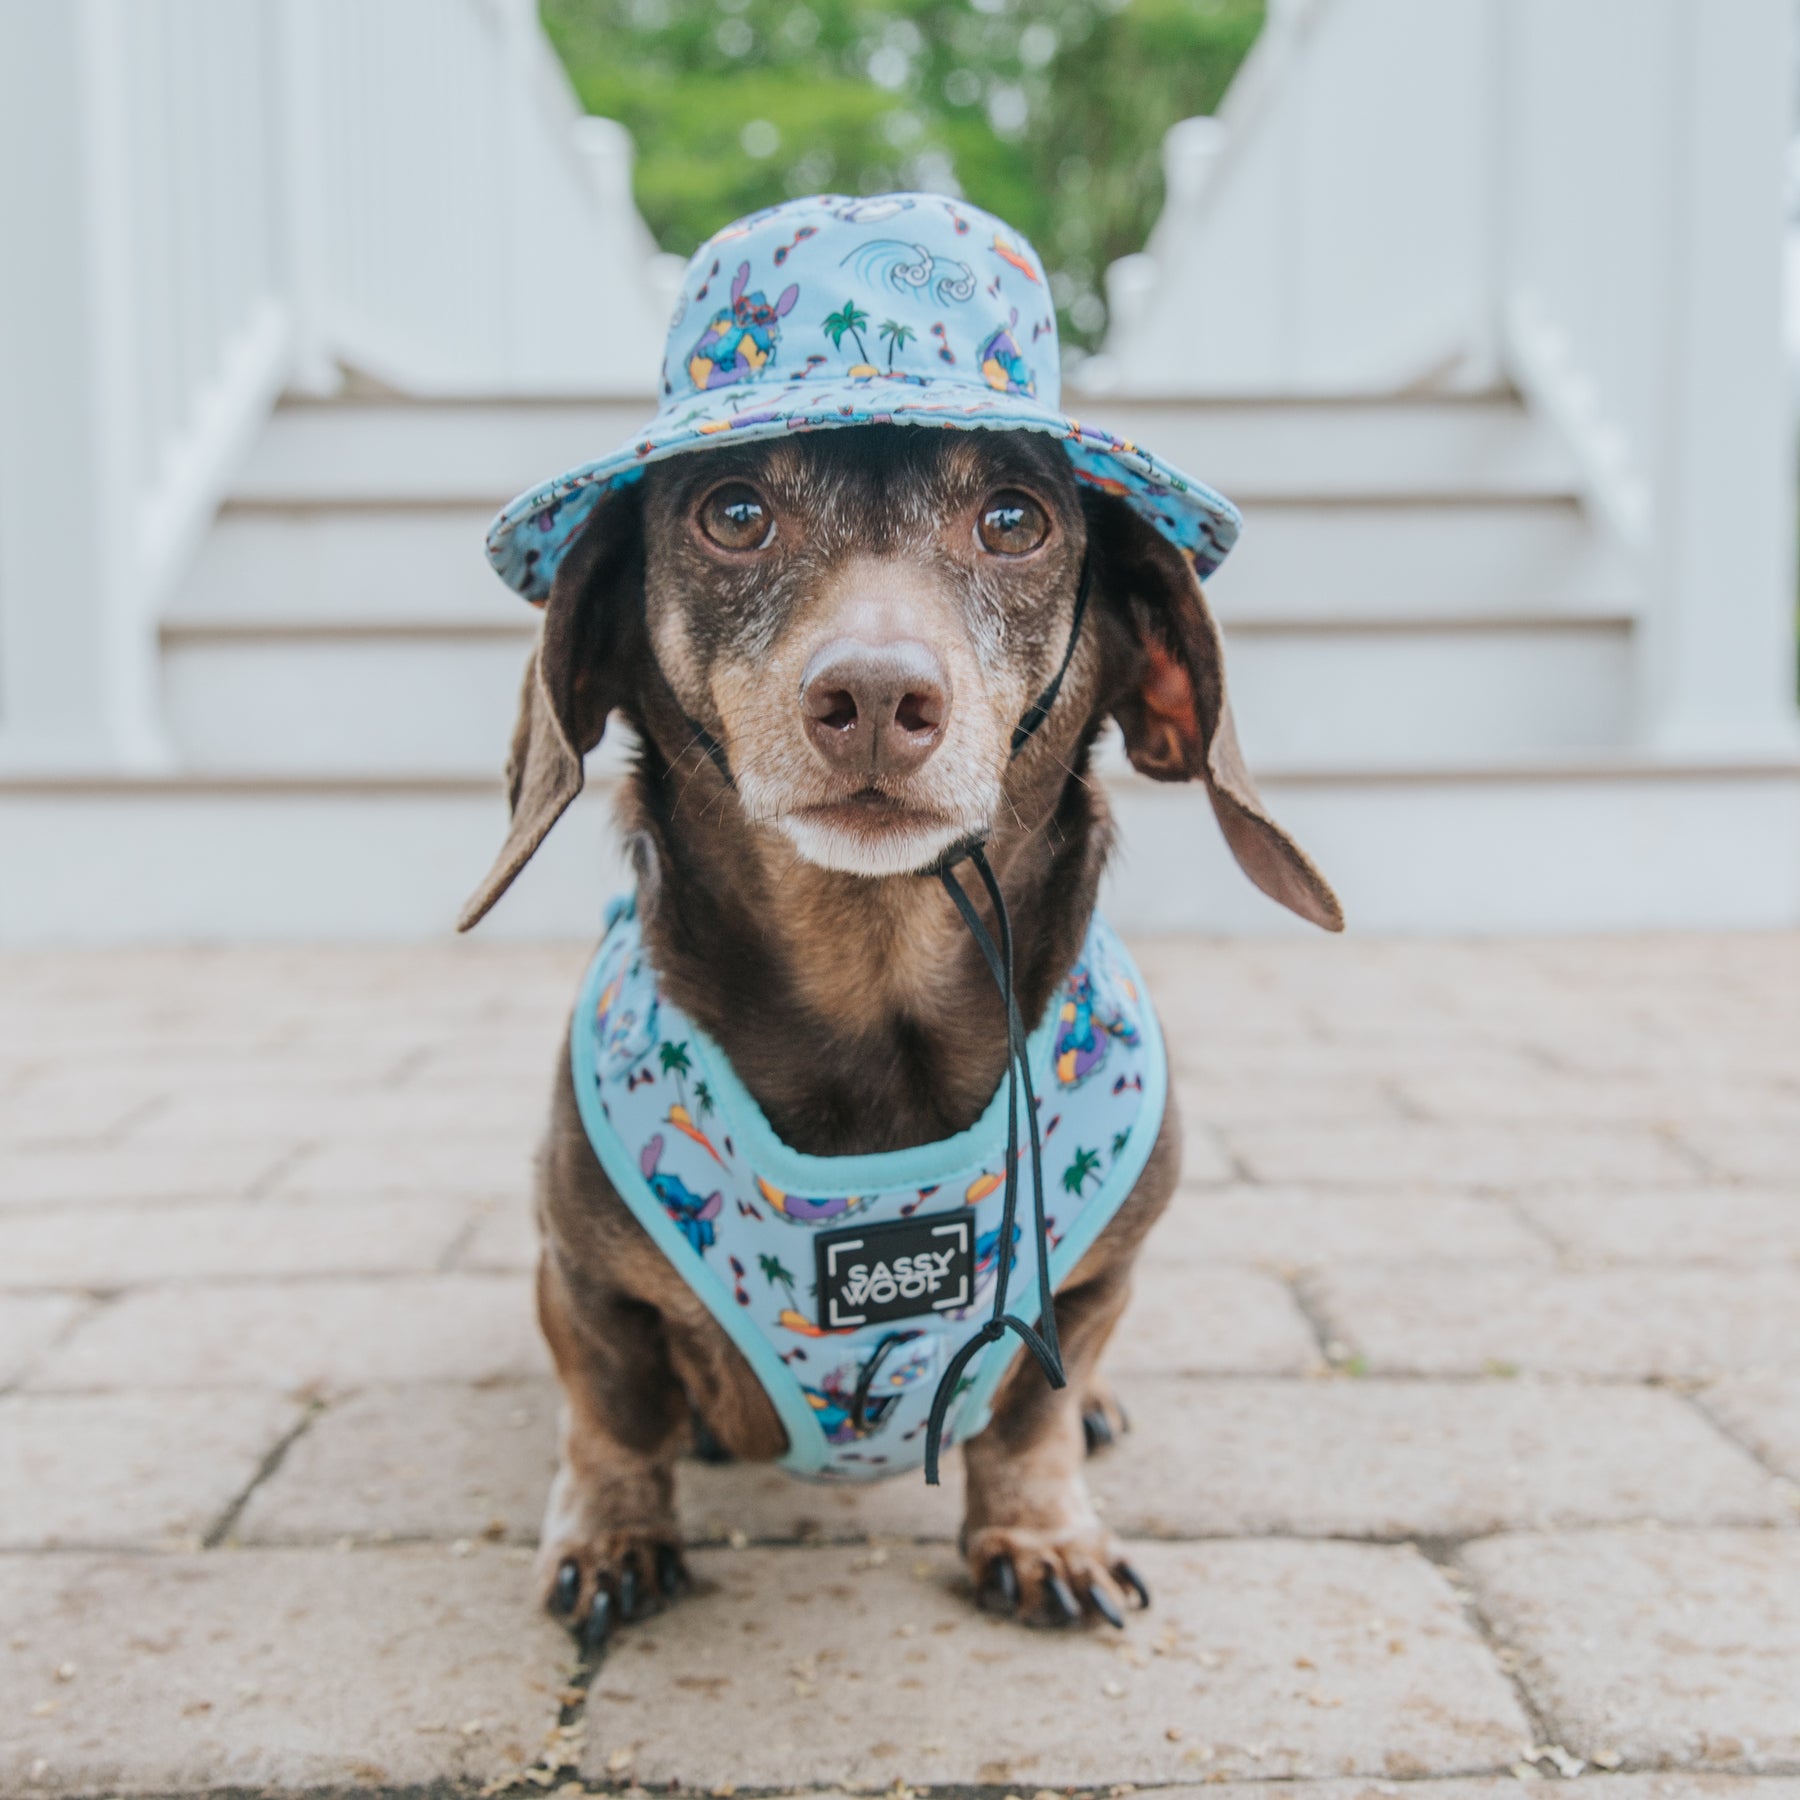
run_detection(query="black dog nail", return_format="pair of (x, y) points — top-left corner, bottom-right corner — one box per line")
(982, 1554), (1019, 1614)
(1045, 1572), (1080, 1624)
(550, 1559), (580, 1616)
(1089, 1582), (1126, 1629)
(1115, 1561), (1151, 1609)
(618, 1564), (640, 1620)
(582, 1588), (614, 1657)
(656, 1544), (683, 1597)
(1082, 1407), (1114, 1453)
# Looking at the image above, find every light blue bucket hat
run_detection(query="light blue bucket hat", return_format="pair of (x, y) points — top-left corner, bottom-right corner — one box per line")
(486, 192), (1240, 602)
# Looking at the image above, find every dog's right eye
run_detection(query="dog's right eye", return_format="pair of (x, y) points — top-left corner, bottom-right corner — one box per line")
(697, 483), (775, 552)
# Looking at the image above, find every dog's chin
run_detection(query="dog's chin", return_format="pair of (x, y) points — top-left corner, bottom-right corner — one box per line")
(777, 799), (976, 879)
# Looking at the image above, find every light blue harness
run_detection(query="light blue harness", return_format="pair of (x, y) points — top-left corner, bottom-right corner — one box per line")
(570, 896), (1167, 1483)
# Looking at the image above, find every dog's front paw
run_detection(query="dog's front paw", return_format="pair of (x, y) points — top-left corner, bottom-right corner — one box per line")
(537, 1531), (689, 1658)
(965, 1524), (1149, 1630)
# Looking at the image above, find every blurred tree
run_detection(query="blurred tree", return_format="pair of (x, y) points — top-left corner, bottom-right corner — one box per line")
(540, 0), (1263, 357)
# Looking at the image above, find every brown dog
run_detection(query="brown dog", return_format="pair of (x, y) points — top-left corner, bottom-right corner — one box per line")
(459, 425), (1340, 1646)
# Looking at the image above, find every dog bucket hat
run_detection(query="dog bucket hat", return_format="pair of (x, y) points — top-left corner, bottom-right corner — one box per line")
(485, 191), (1241, 601)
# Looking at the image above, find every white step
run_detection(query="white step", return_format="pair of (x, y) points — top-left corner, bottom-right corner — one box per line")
(159, 609), (1631, 776)
(5, 759), (1797, 941)
(173, 491), (1635, 630)
(232, 392), (1585, 507)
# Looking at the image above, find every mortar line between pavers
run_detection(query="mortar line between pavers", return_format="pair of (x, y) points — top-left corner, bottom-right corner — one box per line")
(1280, 1269), (1350, 1370)
(1424, 1534), (1553, 1759)
(1659, 1122), (1738, 1184)
(202, 1397), (326, 1548)
(1678, 1383), (1800, 1504)
(0, 1290), (114, 1398)
(244, 1139), (320, 1202)
(438, 1206), (489, 1274)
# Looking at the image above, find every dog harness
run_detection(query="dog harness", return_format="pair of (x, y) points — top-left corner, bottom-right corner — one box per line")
(571, 894), (1167, 1483)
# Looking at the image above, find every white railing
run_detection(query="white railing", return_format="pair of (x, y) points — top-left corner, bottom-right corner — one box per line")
(0, 0), (666, 774)
(1096, 0), (1800, 762)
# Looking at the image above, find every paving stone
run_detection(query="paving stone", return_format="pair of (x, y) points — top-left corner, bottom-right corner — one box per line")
(1515, 1189), (1800, 1264)
(581, 1540), (1529, 1788)
(26, 1274), (546, 1394)
(1679, 1124), (1800, 1185)
(1156, 1183), (1549, 1265)
(0, 1142), (293, 1209)
(131, 1080), (549, 1144)
(0, 1546), (567, 1793)
(1395, 1071), (1800, 1127)
(0, 1391), (301, 1549)
(1465, 1530), (1800, 1769)
(1698, 1375), (1800, 1483)
(238, 1382), (558, 1545)
(0, 1295), (87, 1386)
(459, 1196), (539, 1271)
(1080, 1378), (1784, 1538)
(1110, 1262), (1320, 1375)
(269, 1132), (536, 1200)
(0, 1196), (473, 1288)
(1192, 1783), (1800, 1800)
(1175, 1073), (1407, 1127)
(1224, 1122), (1699, 1188)
(1312, 1266), (1800, 1377)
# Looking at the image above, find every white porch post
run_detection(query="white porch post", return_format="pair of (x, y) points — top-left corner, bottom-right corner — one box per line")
(1640, 0), (1800, 758)
(0, 3), (120, 769)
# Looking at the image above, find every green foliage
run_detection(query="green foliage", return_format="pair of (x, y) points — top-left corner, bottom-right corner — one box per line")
(540, 0), (1264, 354)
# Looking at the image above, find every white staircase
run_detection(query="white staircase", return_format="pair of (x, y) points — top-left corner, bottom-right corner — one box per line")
(5, 383), (1780, 941)
(4, 0), (1798, 941)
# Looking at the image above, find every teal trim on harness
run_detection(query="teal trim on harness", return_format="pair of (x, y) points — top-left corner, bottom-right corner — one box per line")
(568, 895), (1166, 1483)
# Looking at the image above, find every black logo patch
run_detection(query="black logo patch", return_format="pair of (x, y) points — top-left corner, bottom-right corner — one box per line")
(815, 1209), (975, 1330)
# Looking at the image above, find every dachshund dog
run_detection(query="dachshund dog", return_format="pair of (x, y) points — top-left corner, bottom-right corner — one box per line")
(459, 424), (1339, 1646)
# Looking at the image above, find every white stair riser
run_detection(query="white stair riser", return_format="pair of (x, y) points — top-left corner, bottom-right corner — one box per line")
(4, 770), (1796, 942)
(234, 395), (1581, 504)
(161, 620), (1629, 777)
(173, 498), (1634, 629)
(1205, 501), (1638, 619)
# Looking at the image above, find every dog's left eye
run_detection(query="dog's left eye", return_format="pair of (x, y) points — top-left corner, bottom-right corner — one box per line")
(698, 482), (775, 552)
(977, 491), (1049, 556)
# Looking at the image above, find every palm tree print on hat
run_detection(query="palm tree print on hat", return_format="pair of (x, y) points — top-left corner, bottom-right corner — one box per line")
(823, 300), (877, 376)
(879, 318), (917, 369)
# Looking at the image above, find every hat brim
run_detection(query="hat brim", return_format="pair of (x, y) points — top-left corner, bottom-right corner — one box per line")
(485, 375), (1240, 603)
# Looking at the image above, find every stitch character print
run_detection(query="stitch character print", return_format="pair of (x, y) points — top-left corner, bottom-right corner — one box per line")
(687, 261), (800, 391)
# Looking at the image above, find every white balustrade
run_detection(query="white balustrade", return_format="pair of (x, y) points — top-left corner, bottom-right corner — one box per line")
(0, 0), (665, 773)
(1096, 0), (1800, 764)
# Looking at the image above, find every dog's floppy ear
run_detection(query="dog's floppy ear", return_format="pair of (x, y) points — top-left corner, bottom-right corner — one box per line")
(457, 486), (644, 932)
(1090, 494), (1343, 932)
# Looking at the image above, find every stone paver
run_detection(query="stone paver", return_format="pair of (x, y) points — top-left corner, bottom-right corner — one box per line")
(580, 1540), (1530, 1788)
(0, 1547), (569, 1794)
(1312, 1265), (1800, 1377)
(1514, 1188), (1800, 1264)
(1698, 1375), (1800, 1483)
(1155, 1182), (1549, 1264)
(0, 1295), (88, 1386)
(2, 931), (1797, 1796)
(0, 1142), (293, 1209)
(26, 1274), (546, 1393)
(269, 1133), (536, 1200)
(1465, 1530), (1800, 1769)
(0, 1391), (301, 1549)
(1224, 1121), (1700, 1187)
(238, 1382), (558, 1545)
(1109, 1261), (1321, 1374)
(0, 1197), (473, 1288)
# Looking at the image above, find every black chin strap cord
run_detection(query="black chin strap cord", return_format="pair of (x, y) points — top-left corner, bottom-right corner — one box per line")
(662, 553), (1093, 1484)
(921, 555), (1091, 1483)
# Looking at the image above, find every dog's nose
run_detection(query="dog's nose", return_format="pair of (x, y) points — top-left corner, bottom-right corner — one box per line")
(800, 638), (951, 777)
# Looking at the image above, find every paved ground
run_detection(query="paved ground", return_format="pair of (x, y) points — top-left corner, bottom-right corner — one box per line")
(1, 932), (1798, 1799)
